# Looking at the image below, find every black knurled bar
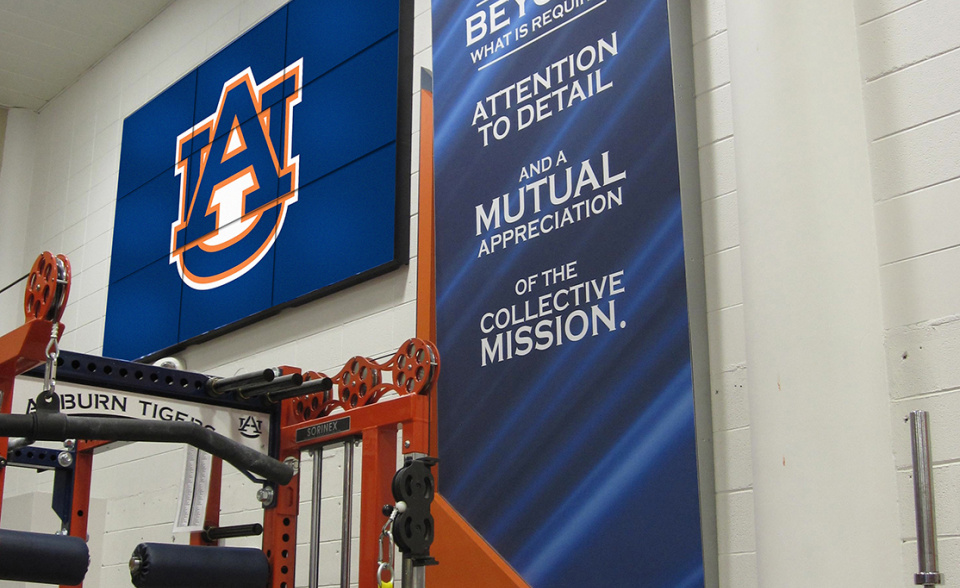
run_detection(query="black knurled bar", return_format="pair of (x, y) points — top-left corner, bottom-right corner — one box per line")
(0, 412), (293, 484)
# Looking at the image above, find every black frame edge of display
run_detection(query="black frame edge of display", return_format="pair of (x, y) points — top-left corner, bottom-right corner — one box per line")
(393, 0), (416, 268)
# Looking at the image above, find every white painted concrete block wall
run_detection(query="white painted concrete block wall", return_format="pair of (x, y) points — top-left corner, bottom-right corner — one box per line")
(1, 0), (431, 586)
(0, 109), (34, 335)
(0, 108), (6, 163)
(690, 0), (755, 586)
(688, 0), (960, 583)
(856, 0), (960, 583)
(694, 0), (960, 583)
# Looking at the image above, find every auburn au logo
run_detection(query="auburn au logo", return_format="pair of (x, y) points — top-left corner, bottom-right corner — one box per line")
(170, 60), (303, 290)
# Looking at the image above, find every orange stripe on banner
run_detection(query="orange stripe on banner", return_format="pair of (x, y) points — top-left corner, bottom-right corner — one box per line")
(414, 73), (530, 588)
(427, 495), (530, 588)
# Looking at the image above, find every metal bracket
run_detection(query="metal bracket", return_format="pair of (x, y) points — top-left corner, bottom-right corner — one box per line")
(5, 444), (73, 472)
(4, 444), (76, 531)
(22, 351), (270, 414)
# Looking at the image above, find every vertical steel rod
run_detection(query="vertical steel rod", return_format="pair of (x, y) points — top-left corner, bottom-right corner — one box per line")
(910, 410), (942, 586)
(308, 447), (323, 588)
(340, 440), (355, 588)
(401, 452), (428, 588)
(403, 557), (427, 588)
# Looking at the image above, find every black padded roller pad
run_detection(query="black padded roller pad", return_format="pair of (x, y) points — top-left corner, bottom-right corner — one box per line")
(0, 529), (89, 585)
(130, 542), (269, 588)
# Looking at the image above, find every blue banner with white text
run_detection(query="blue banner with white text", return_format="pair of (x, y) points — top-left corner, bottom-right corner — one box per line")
(431, 0), (705, 585)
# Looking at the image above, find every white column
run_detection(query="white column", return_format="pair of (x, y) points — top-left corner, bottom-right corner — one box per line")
(0, 109), (38, 333)
(725, 1), (902, 585)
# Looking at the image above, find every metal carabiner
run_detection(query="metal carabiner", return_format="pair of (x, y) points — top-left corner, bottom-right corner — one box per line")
(377, 561), (394, 588)
(42, 322), (61, 396)
(378, 502), (404, 587)
(378, 527), (395, 568)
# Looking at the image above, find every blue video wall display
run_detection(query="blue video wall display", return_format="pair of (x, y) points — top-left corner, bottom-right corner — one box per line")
(105, 0), (413, 360)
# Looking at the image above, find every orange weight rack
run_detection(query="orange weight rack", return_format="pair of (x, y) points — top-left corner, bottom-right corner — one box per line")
(0, 252), (439, 588)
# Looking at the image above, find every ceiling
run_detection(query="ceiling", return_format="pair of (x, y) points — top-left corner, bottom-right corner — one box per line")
(0, 0), (175, 111)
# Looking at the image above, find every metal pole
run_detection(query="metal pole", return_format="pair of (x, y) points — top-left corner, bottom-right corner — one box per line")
(308, 447), (323, 588)
(910, 410), (942, 586)
(402, 452), (428, 588)
(403, 557), (426, 588)
(341, 440), (354, 588)
(265, 377), (332, 403)
(206, 368), (279, 396)
(235, 373), (304, 399)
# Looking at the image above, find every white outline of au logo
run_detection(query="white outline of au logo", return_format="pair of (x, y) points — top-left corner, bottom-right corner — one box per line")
(169, 59), (303, 290)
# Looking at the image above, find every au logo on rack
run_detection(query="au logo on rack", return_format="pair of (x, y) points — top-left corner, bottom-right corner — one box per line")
(238, 415), (264, 439)
(170, 60), (303, 290)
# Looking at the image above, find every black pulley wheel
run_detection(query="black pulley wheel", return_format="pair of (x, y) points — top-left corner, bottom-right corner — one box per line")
(391, 457), (438, 558)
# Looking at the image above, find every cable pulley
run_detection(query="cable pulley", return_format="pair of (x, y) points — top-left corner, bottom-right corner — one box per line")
(23, 251), (71, 323)
(390, 456), (439, 567)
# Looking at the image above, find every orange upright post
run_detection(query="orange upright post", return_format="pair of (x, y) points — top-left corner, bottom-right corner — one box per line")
(61, 446), (93, 588)
(190, 457), (223, 546)
(0, 374), (13, 514)
(261, 446), (300, 587)
(415, 75), (530, 588)
(359, 426), (398, 587)
(416, 72), (440, 465)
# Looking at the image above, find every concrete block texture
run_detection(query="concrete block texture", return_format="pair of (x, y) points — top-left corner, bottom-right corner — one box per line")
(707, 304), (746, 375)
(718, 552), (758, 588)
(863, 47), (960, 141)
(691, 0), (728, 43)
(870, 111), (960, 202)
(696, 83), (734, 147)
(880, 246), (960, 328)
(714, 489), (756, 555)
(875, 180), (960, 265)
(690, 11), (757, 584)
(713, 426), (753, 492)
(693, 32), (731, 96)
(698, 136), (738, 201)
(711, 364), (749, 433)
(863, 6), (960, 578)
(704, 247), (743, 312)
(858, 0), (960, 81)
(701, 191), (740, 255)
(886, 315), (960, 398)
